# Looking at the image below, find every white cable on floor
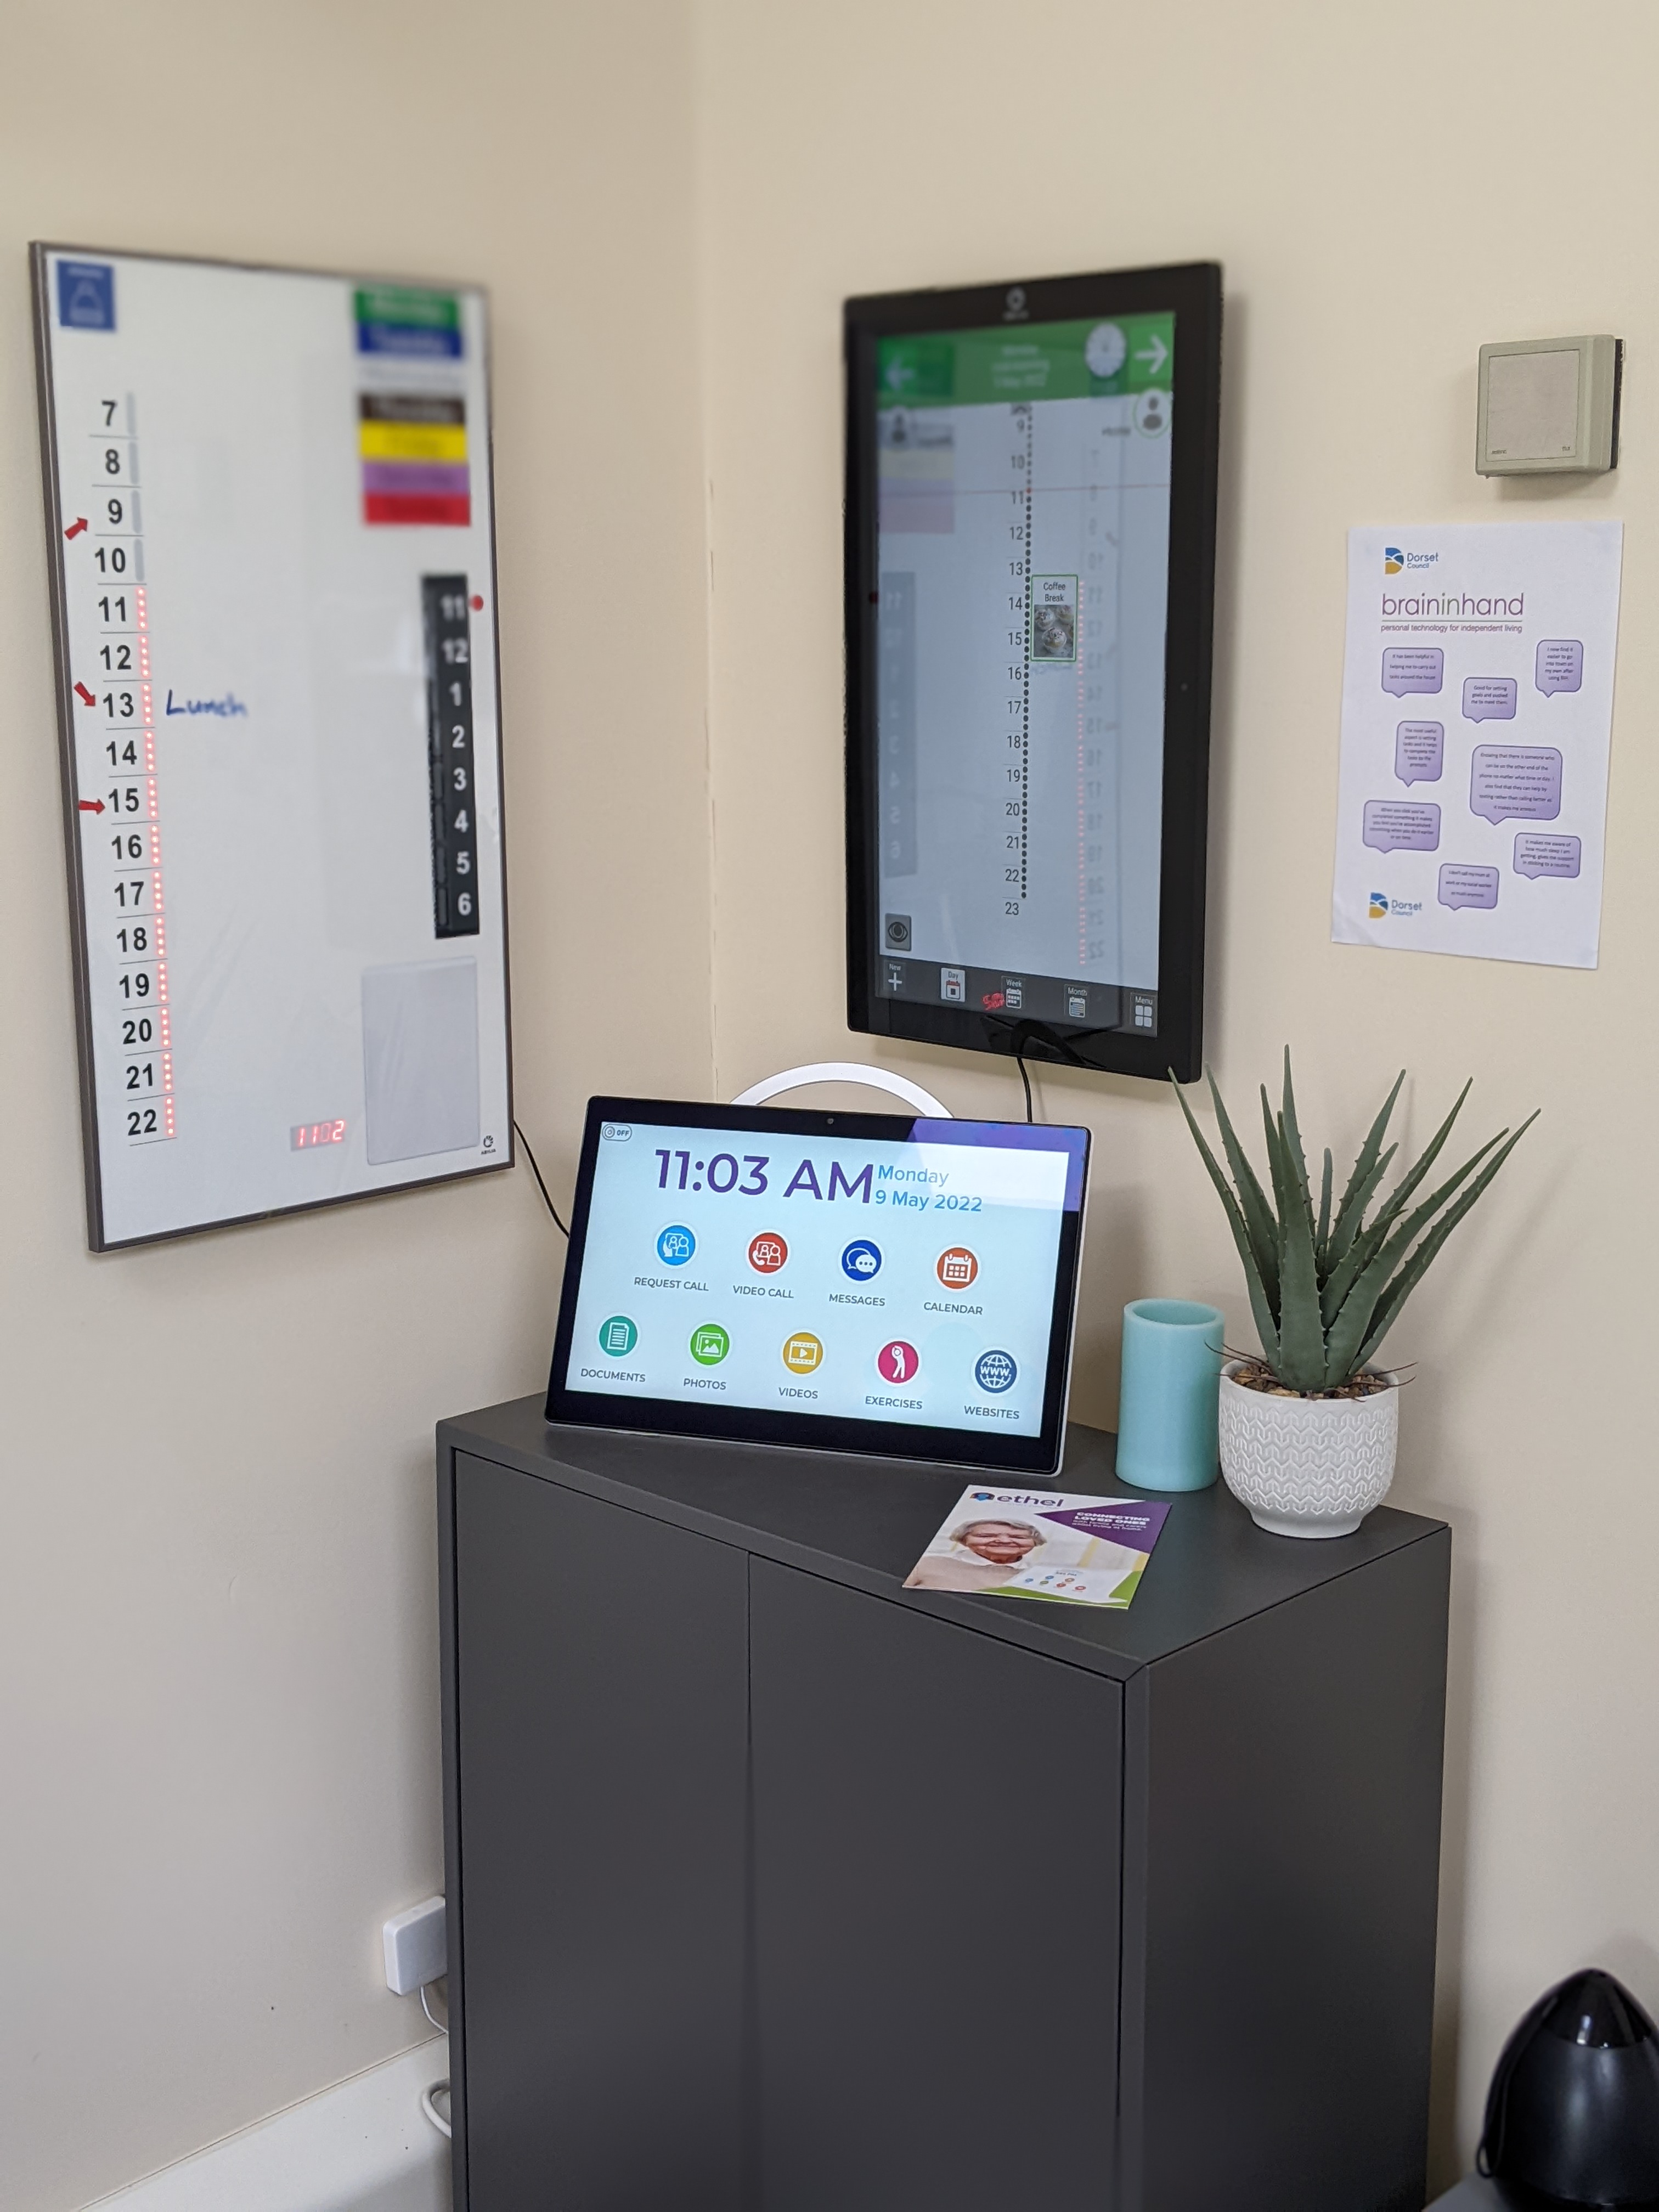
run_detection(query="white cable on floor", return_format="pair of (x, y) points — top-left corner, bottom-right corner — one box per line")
(419, 1980), (452, 2137)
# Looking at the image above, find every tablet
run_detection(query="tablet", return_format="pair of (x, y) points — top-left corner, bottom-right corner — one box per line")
(545, 1099), (1090, 1475)
(844, 261), (1222, 1082)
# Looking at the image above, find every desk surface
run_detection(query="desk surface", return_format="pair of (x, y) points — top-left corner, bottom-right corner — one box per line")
(441, 1397), (1447, 1684)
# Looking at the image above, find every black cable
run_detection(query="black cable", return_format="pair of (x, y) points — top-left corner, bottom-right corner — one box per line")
(512, 1117), (569, 1236)
(1015, 1054), (1034, 1124)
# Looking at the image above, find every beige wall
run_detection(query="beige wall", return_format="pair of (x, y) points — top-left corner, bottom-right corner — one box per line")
(695, 0), (1659, 2186)
(0, 4), (710, 2207)
(8, 0), (1658, 2202)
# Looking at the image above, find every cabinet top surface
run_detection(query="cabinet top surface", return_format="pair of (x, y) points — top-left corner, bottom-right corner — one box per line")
(440, 1397), (1447, 1681)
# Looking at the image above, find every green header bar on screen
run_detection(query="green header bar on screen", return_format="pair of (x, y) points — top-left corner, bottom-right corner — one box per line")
(353, 285), (460, 331)
(876, 313), (1175, 409)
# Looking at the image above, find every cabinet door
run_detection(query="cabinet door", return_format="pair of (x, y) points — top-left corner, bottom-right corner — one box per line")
(751, 1560), (1122, 2211)
(453, 1458), (748, 2211)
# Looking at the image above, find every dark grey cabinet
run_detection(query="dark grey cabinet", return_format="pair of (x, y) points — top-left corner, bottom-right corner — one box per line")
(439, 1399), (1449, 2212)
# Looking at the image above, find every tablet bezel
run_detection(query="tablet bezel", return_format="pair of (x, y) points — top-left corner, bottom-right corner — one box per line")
(544, 1097), (1089, 1476)
(844, 259), (1223, 1084)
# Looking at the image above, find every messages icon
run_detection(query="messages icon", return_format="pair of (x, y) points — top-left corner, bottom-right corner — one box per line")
(842, 1239), (882, 1280)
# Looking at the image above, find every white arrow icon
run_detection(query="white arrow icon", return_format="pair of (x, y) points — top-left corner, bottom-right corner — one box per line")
(1136, 334), (1169, 376)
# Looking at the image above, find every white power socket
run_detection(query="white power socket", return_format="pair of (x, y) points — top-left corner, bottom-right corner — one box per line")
(383, 1895), (447, 1995)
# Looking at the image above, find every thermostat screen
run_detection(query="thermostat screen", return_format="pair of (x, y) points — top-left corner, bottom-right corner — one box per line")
(550, 1105), (1088, 1468)
(872, 313), (1175, 1035)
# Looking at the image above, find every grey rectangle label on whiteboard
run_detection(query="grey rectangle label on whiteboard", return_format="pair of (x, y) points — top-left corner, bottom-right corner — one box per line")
(362, 958), (480, 1165)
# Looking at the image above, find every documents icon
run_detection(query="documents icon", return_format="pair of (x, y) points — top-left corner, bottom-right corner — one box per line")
(599, 1314), (637, 1357)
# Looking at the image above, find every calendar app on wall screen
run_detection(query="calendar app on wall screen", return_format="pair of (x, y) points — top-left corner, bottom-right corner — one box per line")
(844, 264), (1221, 1082)
(32, 245), (511, 1248)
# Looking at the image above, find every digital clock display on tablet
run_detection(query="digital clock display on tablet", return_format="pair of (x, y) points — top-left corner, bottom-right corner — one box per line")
(546, 1099), (1091, 1476)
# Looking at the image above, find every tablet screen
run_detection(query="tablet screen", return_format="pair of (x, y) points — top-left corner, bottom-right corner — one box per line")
(545, 1100), (1089, 1475)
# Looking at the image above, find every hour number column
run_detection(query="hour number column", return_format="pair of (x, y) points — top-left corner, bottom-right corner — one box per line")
(423, 574), (479, 937)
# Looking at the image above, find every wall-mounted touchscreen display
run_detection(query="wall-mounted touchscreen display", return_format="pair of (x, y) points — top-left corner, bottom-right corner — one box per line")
(546, 1099), (1090, 1475)
(845, 262), (1221, 1082)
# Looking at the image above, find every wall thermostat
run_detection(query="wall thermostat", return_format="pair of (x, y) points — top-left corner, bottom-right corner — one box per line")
(1476, 334), (1622, 476)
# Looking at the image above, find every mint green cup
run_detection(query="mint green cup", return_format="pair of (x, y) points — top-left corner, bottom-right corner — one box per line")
(1115, 1299), (1224, 1491)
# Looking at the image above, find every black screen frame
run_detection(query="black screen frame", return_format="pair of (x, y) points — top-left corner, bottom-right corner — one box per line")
(545, 1097), (1090, 1477)
(844, 260), (1222, 1084)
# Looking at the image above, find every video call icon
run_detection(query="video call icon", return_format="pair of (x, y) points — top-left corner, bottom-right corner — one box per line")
(748, 1232), (788, 1273)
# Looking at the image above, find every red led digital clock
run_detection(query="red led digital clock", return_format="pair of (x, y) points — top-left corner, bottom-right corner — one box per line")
(291, 1120), (347, 1150)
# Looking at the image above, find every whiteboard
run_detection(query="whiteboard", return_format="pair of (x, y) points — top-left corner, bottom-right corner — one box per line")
(32, 245), (512, 1248)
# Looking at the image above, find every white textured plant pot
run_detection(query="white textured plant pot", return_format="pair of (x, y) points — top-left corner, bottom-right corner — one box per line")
(1217, 1362), (1400, 1538)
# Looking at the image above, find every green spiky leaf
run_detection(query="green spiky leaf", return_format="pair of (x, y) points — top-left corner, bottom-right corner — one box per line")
(1321, 1130), (1514, 1383)
(1206, 1069), (1280, 1312)
(1167, 1075), (1281, 1367)
(1268, 1111), (1327, 1391)
(1326, 1070), (1406, 1267)
(1353, 1113), (1540, 1372)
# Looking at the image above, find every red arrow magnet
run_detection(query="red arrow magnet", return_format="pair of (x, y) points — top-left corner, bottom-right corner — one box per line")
(78, 798), (106, 814)
(74, 681), (96, 706)
(64, 516), (88, 540)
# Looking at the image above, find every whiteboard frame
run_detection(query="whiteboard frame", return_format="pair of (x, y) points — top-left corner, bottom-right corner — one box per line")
(31, 240), (516, 1249)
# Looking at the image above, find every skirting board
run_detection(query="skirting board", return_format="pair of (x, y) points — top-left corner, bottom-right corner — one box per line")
(80, 2036), (449, 2212)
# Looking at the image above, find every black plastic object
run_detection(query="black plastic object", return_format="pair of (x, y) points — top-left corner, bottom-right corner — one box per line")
(1481, 1969), (1659, 2207)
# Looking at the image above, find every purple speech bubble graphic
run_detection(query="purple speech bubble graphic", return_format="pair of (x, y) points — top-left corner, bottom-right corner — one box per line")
(1470, 746), (1562, 824)
(1394, 721), (1444, 786)
(1363, 799), (1441, 854)
(1381, 647), (1443, 699)
(1514, 832), (1582, 880)
(1462, 677), (1519, 723)
(1438, 865), (1500, 911)
(1536, 639), (1583, 697)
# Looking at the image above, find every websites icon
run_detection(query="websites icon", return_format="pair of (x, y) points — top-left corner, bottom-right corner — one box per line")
(974, 1349), (1017, 1393)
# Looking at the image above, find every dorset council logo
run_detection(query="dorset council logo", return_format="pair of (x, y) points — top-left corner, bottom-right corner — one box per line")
(842, 1238), (882, 1281)
(1384, 547), (1405, 575)
(657, 1224), (696, 1266)
(1369, 890), (1389, 919)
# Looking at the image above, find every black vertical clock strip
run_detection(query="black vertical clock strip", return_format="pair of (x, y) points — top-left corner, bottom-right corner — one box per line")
(424, 574), (479, 938)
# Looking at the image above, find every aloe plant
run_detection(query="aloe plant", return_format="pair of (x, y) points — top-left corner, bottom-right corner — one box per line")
(1171, 1053), (1537, 1395)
